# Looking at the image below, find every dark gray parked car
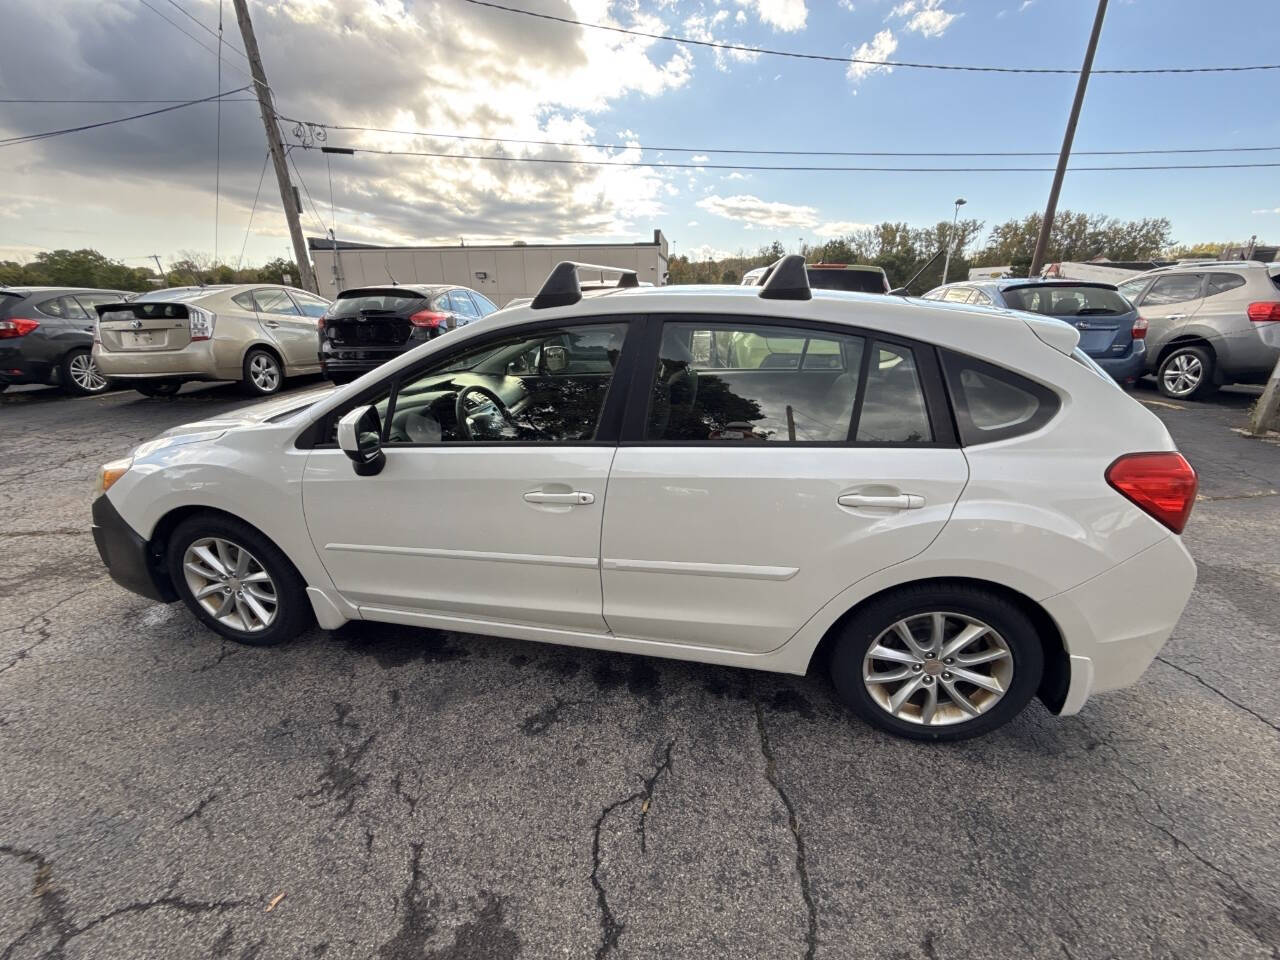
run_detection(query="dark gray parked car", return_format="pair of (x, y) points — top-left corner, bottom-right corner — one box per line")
(0, 286), (130, 395)
(921, 279), (1147, 386)
(1116, 261), (1280, 399)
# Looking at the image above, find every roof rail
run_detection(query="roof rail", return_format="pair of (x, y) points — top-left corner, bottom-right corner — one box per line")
(758, 254), (811, 301)
(531, 261), (639, 309)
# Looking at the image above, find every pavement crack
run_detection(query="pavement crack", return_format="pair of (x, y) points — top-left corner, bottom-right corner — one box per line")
(519, 695), (590, 736)
(175, 789), (220, 828)
(1155, 655), (1279, 733)
(588, 739), (676, 960)
(0, 584), (100, 677)
(755, 701), (818, 960)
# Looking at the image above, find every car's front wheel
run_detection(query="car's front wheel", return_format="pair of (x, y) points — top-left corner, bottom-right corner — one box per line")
(166, 513), (312, 646)
(62, 348), (112, 396)
(243, 348), (283, 396)
(830, 584), (1044, 741)
(1157, 344), (1218, 400)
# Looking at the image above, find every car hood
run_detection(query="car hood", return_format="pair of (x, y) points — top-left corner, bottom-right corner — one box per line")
(157, 385), (335, 438)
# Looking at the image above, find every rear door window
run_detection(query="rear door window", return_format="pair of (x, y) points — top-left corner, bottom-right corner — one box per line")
(472, 291), (498, 316)
(942, 352), (1061, 444)
(448, 290), (480, 320)
(1143, 274), (1205, 306)
(37, 296), (87, 319)
(253, 289), (301, 315)
(856, 343), (932, 443)
(1206, 273), (1246, 298)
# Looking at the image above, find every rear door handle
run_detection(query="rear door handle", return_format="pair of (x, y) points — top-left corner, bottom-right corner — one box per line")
(264, 320), (281, 328)
(524, 491), (595, 505)
(838, 493), (924, 510)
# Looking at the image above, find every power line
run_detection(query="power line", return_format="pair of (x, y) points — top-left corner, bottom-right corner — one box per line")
(295, 142), (1280, 172)
(137, 0), (268, 92)
(1, 97), (258, 103)
(0, 87), (251, 147)
(285, 143), (332, 234)
(163, 0), (250, 61)
(462, 0), (1280, 76)
(237, 150), (272, 270)
(277, 116), (1280, 158)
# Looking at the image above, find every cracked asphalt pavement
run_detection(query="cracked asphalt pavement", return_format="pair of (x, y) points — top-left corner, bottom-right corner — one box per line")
(1, 379), (1278, 959)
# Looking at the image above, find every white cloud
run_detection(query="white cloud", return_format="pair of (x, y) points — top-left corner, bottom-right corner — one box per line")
(1019, 0), (1035, 10)
(724, 171), (748, 180)
(814, 220), (873, 237)
(683, 11), (761, 70)
(684, 243), (735, 261)
(735, 0), (808, 32)
(698, 193), (818, 228)
(735, 10), (747, 23)
(888, 0), (959, 38)
(1252, 208), (1280, 214)
(847, 29), (899, 84)
(686, 220), (700, 227)
(839, 0), (856, 9)
(691, 154), (711, 164)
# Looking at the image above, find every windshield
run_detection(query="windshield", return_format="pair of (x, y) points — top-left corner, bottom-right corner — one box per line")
(1002, 285), (1131, 317)
(808, 268), (887, 294)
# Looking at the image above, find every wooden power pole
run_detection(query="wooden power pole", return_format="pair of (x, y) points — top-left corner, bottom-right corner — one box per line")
(231, 0), (318, 293)
(1028, 0), (1108, 278)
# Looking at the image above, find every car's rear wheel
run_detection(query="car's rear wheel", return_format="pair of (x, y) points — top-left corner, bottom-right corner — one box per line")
(1157, 344), (1218, 400)
(243, 348), (283, 396)
(166, 514), (311, 646)
(62, 348), (112, 396)
(135, 380), (182, 398)
(830, 584), (1044, 741)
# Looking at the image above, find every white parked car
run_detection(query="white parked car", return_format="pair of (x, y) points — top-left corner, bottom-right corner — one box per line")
(91, 257), (1198, 741)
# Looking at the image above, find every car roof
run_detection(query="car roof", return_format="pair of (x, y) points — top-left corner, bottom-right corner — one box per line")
(0, 286), (127, 296)
(1125, 260), (1275, 281)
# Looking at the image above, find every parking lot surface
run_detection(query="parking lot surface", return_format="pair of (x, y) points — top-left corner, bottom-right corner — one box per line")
(2, 380), (1278, 959)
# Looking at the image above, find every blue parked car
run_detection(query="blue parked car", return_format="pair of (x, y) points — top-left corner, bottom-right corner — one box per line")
(921, 279), (1146, 385)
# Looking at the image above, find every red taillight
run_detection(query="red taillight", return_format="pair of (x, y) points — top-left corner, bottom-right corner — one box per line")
(0, 317), (39, 339)
(1246, 301), (1280, 323)
(1106, 452), (1198, 534)
(409, 310), (446, 329)
(1131, 316), (1148, 339)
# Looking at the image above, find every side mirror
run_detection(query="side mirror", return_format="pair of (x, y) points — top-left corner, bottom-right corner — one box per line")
(337, 405), (386, 476)
(544, 345), (568, 374)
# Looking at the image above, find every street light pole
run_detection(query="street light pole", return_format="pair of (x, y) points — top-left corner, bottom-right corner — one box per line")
(1029, 0), (1109, 278)
(941, 197), (967, 285)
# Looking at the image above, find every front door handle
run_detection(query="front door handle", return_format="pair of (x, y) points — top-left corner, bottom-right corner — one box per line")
(838, 493), (924, 510)
(1164, 314), (1186, 322)
(524, 491), (595, 505)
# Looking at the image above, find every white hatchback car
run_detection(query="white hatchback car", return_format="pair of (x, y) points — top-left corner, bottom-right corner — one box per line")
(91, 257), (1198, 741)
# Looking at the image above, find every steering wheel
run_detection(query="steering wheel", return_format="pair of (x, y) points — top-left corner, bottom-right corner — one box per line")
(455, 384), (517, 440)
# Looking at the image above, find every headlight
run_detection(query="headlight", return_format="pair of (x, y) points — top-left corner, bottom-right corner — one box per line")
(97, 457), (132, 494)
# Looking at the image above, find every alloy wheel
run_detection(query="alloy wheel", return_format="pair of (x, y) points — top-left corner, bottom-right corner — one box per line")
(1161, 353), (1202, 397)
(69, 352), (109, 393)
(862, 612), (1013, 727)
(249, 353), (281, 393)
(182, 537), (278, 632)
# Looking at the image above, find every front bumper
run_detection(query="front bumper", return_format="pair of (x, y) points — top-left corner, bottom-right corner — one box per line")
(91, 495), (176, 603)
(1042, 535), (1196, 714)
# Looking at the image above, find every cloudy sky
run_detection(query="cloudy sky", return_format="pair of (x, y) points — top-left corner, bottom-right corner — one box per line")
(2, 0), (1278, 269)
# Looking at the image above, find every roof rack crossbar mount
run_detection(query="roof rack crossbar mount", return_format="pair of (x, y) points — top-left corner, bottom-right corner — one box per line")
(758, 254), (811, 301)
(531, 261), (639, 309)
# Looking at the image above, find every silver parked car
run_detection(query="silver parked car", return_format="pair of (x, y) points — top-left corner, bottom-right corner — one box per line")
(93, 284), (331, 397)
(1115, 261), (1280, 399)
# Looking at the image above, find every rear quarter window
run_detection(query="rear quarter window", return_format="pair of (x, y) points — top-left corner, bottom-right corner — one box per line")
(1205, 273), (1246, 297)
(942, 352), (1061, 444)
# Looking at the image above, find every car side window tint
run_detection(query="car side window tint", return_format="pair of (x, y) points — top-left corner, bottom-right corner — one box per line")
(942, 351), (1061, 445)
(376, 323), (628, 445)
(1206, 273), (1246, 298)
(448, 291), (480, 319)
(970, 289), (992, 305)
(645, 322), (864, 443)
(232, 292), (257, 310)
(1144, 275), (1204, 306)
(856, 342), (932, 443)
(36, 297), (67, 318)
(253, 289), (301, 315)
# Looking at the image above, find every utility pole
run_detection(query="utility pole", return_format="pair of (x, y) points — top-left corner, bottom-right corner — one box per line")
(231, 0), (318, 293)
(941, 197), (967, 285)
(150, 255), (168, 286)
(1028, 0), (1108, 278)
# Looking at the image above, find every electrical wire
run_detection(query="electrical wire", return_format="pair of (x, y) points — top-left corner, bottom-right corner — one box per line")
(237, 150), (272, 270)
(1, 97), (258, 103)
(284, 143), (332, 234)
(0, 87), (251, 147)
(275, 116), (1280, 159)
(295, 142), (1280, 172)
(163, 0), (249, 61)
(136, 0), (269, 93)
(461, 0), (1280, 76)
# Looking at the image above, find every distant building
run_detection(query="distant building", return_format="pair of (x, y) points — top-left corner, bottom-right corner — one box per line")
(969, 265), (1013, 280)
(308, 231), (669, 305)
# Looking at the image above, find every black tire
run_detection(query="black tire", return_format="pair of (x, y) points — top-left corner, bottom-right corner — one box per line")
(242, 348), (284, 396)
(829, 583), (1044, 742)
(61, 348), (112, 396)
(165, 513), (312, 647)
(135, 381), (182, 398)
(326, 372), (358, 386)
(1157, 344), (1218, 401)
